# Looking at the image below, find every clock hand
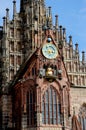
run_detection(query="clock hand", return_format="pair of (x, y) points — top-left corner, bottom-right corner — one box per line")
(47, 49), (55, 54)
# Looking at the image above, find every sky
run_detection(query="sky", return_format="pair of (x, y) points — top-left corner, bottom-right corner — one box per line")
(0, 0), (86, 56)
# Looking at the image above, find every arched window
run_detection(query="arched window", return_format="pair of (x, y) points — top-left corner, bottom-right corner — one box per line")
(27, 90), (35, 126)
(79, 103), (86, 130)
(42, 86), (61, 125)
(79, 116), (86, 130)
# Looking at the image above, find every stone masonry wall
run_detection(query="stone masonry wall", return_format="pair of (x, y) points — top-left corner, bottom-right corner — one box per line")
(70, 86), (86, 116)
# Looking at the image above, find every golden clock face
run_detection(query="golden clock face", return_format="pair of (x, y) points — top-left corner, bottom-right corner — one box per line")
(42, 43), (58, 59)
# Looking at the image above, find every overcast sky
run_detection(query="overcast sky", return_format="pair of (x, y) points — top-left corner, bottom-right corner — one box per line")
(0, 0), (86, 57)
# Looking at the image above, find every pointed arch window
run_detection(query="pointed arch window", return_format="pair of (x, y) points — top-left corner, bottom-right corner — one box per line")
(79, 103), (86, 130)
(79, 116), (86, 130)
(42, 86), (61, 125)
(27, 90), (35, 126)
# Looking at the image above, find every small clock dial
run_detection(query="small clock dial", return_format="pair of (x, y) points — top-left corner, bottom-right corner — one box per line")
(42, 43), (58, 59)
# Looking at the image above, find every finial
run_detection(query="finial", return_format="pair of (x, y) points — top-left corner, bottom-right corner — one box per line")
(6, 8), (9, 12)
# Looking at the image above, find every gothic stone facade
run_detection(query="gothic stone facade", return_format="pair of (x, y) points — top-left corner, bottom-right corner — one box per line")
(0, 0), (86, 130)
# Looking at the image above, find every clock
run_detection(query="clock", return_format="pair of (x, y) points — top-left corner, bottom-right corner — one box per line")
(42, 43), (58, 59)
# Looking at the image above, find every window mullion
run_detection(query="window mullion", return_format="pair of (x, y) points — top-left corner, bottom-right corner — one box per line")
(29, 92), (30, 125)
(55, 91), (58, 125)
(44, 95), (46, 124)
(48, 89), (50, 124)
(52, 89), (54, 124)
(32, 91), (34, 125)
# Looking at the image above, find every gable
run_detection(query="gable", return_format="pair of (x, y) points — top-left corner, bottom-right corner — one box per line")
(9, 29), (70, 90)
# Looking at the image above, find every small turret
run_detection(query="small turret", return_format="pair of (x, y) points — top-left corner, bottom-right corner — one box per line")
(69, 35), (73, 47)
(63, 28), (66, 40)
(49, 6), (52, 17)
(46, 7), (52, 28)
(75, 43), (79, 61)
(59, 25), (63, 40)
(3, 17), (6, 34)
(13, 0), (16, 18)
(20, 0), (23, 12)
(75, 43), (79, 54)
(82, 51), (85, 64)
(55, 15), (59, 29)
(55, 15), (59, 43)
(6, 8), (9, 23)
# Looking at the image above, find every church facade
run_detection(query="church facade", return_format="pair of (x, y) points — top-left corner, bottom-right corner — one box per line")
(0, 0), (86, 130)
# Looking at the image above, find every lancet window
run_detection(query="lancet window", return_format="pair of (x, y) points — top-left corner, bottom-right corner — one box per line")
(79, 103), (86, 130)
(42, 86), (61, 125)
(27, 90), (35, 126)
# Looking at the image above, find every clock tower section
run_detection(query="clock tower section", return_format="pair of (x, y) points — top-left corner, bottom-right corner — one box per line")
(13, 28), (71, 130)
